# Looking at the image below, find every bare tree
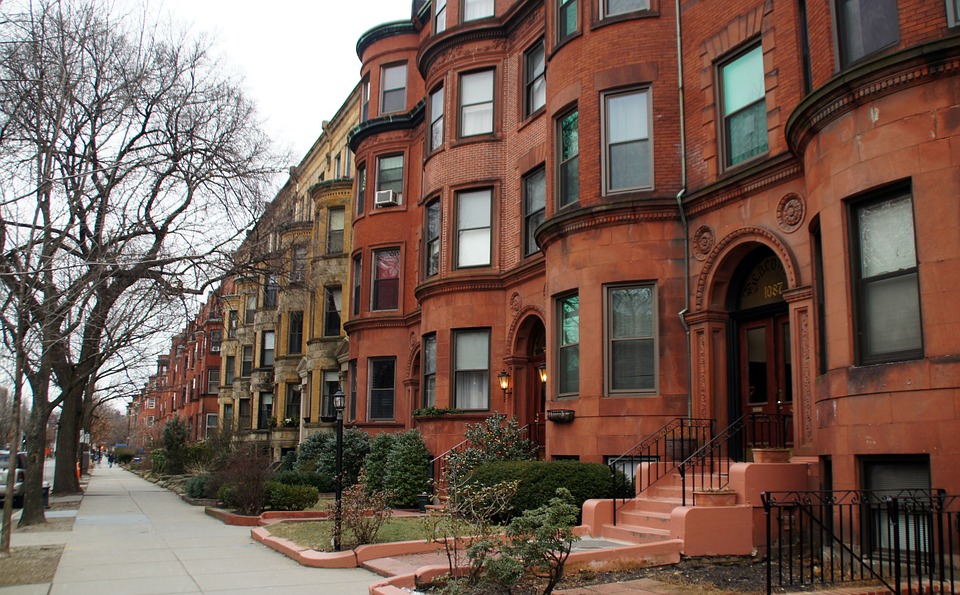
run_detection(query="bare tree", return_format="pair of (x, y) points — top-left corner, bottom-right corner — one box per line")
(0, 0), (280, 525)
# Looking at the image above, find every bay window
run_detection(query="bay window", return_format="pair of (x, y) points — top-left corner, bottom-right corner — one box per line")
(607, 284), (657, 393)
(454, 329), (490, 410)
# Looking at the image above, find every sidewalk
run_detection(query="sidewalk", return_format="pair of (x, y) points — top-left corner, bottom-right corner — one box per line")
(2, 465), (379, 595)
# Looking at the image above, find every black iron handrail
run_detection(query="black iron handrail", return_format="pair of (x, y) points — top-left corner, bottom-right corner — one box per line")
(677, 413), (792, 505)
(762, 489), (958, 595)
(608, 418), (714, 524)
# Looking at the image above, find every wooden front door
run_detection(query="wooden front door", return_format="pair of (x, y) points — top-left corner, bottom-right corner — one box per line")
(740, 313), (793, 445)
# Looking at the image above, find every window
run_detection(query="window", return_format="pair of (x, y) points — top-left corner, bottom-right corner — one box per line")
(557, 294), (579, 395)
(851, 190), (922, 364)
(205, 413), (218, 435)
(223, 404), (233, 427)
(380, 63), (407, 114)
(557, 0), (578, 42)
(283, 382), (303, 419)
(245, 295), (257, 324)
(147, 398), (156, 409)
(459, 70), (494, 137)
(557, 110), (579, 208)
(430, 87), (445, 151)
(288, 311), (303, 354)
(604, 89), (651, 192)
(523, 167), (546, 256)
(147, 416), (155, 427)
(263, 274), (278, 308)
(335, 153), (342, 179)
(425, 201), (441, 277)
(836, 0), (898, 67)
(376, 155), (404, 203)
(456, 189), (491, 268)
(352, 255), (362, 315)
(463, 0), (494, 20)
(241, 346), (253, 377)
(210, 330), (222, 353)
(327, 208), (345, 254)
(949, 0), (960, 27)
(524, 41), (546, 117)
(602, 0), (649, 18)
(291, 246), (307, 283)
(372, 248), (400, 310)
(349, 360), (358, 421)
(225, 356), (235, 385)
(369, 358), (396, 420)
(261, 331), (275, 368)
(435, 0), (447, 32)
(258, 392), (273, 430)
(228, 311), (238, 338)
(356, 165), (366, 216)
(324, 287), (342, 336)
(207, 369), (219, 394)
(361, 78), (370, 122)
(321, 371), (340, 420)
(720, 45), (768, 168)
(454, 329), (490, 410)
(607, 284), (657, 392)
(423, 334), (437, 407)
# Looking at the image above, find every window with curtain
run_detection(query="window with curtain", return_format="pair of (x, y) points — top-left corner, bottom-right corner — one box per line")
(377, 154), (404, 201)
(607, 284), (657, 392)
(324, 287), (342, 336)
(245, 295), (257, 324)
(557, 294), (579, 396)
(459, 70), (494, 137)
(602, 0), (649, 17)
(423, 334), (437, 407)
(454, 329), (489, 410)
(524, 41), (545, 117)
(523, 167), (546, 257)
(425, 200), (441, 277)
(557, 109), (579, 208)
(720, 45), (767, 168)
(435, 0), (447, 32)
(604, 88), (651, 192)
(261, 330), (275, 368)
(285, 383), (302, 420)
(288, 311), (303, 354)
(557, 0), (578, 42)
(327, 208), (345, 254)
(836, 0), (898, 67)
(370, 358), (396, 420)
(463, 0), (494, 20)
(373, 248), (400, 310)
(430, 87), (445, 151)
(380, 63), (407, 114)
(456, 189), (491, 268)
(852, 190), (922, 364)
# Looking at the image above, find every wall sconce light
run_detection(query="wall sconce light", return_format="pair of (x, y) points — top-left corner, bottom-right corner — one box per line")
(537, 363), (547, 383)
(497, 370), (511, 398)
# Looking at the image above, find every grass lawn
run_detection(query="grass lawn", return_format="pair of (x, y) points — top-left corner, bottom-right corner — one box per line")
(267, 517), (435, 552)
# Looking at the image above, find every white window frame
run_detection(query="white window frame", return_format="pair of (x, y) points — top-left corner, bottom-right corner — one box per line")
(459, 70), (494, 137)
(453, 329), (490, 410)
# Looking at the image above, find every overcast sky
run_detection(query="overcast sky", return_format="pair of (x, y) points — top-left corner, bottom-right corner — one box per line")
(157, 0), (413, 164)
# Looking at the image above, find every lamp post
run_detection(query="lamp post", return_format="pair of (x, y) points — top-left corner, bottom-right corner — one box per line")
(497, 370), (511, 399)
(332, 389), (346, 552)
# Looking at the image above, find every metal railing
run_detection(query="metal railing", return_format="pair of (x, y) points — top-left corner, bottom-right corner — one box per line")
(677, 413), (791, 505)
(763, 489), (959, 594)
(608, 418), (714, 524)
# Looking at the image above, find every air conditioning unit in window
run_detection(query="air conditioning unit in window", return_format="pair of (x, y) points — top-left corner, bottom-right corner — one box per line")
(374, 189), (398, 206)
(210, 345), (220, 353)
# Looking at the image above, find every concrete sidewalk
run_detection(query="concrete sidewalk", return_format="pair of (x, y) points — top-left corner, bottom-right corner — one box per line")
(2, 465), (379, 595)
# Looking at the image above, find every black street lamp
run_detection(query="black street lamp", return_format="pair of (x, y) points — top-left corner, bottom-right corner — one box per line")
(332, 389), (346, 552)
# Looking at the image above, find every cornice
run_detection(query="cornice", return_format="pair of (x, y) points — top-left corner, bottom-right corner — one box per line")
(787, 36), (960, 157)
(343, 310), (420, 334)
(683, 153), (803, 218)
(348, 100), (426, 153)
(536, 198), (680, 251)
(414, 275), (505, 303)
(356, 20), (419, 60)
(308, 178), (353, 197)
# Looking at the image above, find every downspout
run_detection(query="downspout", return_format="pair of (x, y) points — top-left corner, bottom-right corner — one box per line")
(674, 0), (692, 418)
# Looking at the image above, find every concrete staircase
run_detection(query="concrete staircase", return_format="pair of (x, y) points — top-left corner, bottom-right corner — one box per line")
(598, 469), (694, 544)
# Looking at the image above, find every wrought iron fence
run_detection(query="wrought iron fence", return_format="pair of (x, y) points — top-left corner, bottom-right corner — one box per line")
(763, 489), (959, 594)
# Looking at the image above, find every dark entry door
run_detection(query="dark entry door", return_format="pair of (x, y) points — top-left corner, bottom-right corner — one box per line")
(740, 313), (793, 445)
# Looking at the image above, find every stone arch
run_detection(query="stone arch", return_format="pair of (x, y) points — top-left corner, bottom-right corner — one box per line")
(505, 305), (546, 359)
(405, 331), (420, 379)
(694, 226), (800, 312)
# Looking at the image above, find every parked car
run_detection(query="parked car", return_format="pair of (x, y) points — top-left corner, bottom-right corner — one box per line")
(0, 450), (27, 507)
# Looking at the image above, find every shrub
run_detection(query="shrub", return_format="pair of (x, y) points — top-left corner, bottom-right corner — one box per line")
(446, 414), (536, 489)
(151, 449), (166, 475)
(214, 445), (272, 515)
(364, 432), (397, 494)
(341, 469), (390, 546)
(116, 452), (134, 465)
(384, 430), (431, 508)
(278, 450), (297, 472)
(268, 482), (319, 511)
(272, 470), (334, 493)
(294, 431), (332, 472)
(316, 428), (370, 488)
(185, 475), (212, 499)
(502, 488), (580, 594)
(468, 460), (612, 521)
(217, 483), (238, 508)
(162, 418), (188, 474)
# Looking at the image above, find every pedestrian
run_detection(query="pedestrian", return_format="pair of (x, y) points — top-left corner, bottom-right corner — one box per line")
(107, 452), (114, 468)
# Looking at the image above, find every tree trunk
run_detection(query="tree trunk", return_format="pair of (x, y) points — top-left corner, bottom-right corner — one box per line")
(52, 388), (82, 495)
(18, 407), (49, 526)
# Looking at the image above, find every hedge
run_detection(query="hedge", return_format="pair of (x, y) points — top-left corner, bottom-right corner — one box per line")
(272, 470), (334, 493)
(268, 482), (320, 511)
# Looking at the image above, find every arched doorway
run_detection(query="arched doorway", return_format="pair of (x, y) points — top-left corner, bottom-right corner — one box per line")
(512, 315), (546, 458)
(727, 247), (793, 447)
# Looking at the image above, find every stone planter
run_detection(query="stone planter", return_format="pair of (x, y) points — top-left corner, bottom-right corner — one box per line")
(752, 448), (791, 463)
(694, 489), (738, 507)
(546, 409), (575, 423)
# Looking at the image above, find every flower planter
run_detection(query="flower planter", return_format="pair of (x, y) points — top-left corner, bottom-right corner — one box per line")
(546, 409), (575, 423)
(752, 448), (791, 463)
(694, 489), (738, 507)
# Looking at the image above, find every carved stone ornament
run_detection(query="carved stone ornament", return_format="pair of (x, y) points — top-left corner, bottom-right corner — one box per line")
(777, 193), (806, 233)
(693, 226), (715, 261)
(510, 292), (522, 314)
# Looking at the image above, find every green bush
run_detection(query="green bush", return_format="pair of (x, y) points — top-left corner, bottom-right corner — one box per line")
(151, 449), (166, 474)
(364, 432), (397, 494)
(272, 470), (334, 493)
(116, 452), (134, 465)
(213, 445), (272, 515)
(185, 475), (212, 499)
(384, 430), (431, 508)
(267, 482), (320, 511)
(162, 418), (188, 474)
(316, 428), (370, 488)
(217, 483), (238, 508)
(468, 460), (613, 521)
(278, 450), (297, 472)
(447, 414), (536, 487)
(294, 432), (332, 472)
